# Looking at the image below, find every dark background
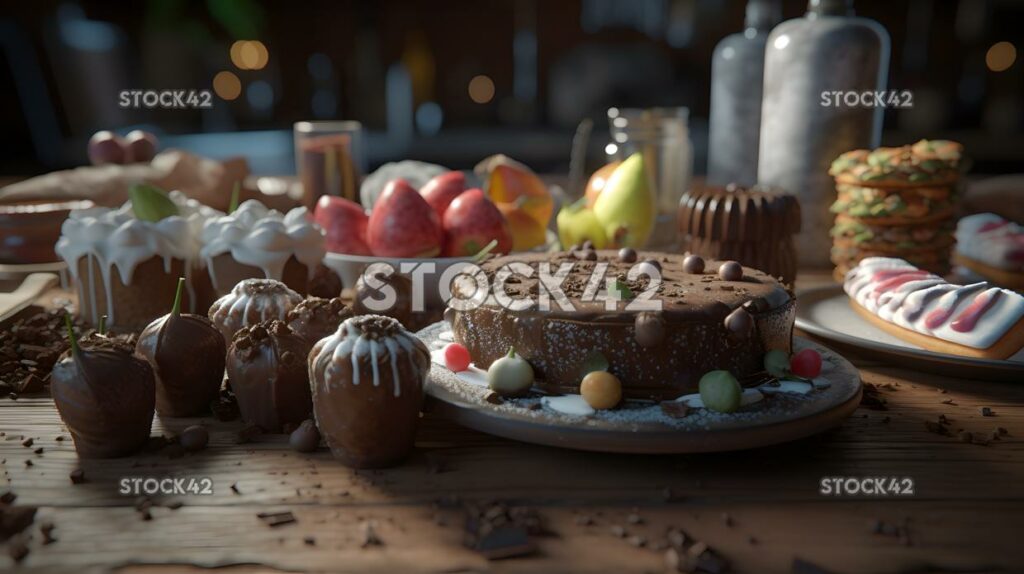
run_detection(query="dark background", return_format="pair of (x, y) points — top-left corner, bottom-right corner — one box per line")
(1, 0), (1021, 176)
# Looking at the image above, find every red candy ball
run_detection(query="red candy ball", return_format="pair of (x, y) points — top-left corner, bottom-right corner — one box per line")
(444, 343), (471, 372)
(790, 349), (822, 379)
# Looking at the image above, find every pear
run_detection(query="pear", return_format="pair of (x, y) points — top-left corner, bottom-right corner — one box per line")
(592, 153), (656, 248)
(556, 198), (607, 249)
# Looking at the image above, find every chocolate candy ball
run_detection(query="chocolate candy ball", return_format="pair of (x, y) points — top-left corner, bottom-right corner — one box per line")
(724, 307), (753, 338)
(634, 312), (666, 348)
(580, 371), (622, 410)
(618, 247), (638, 263)
(289, 419), (321, 453)
(683, 254), (705, 274)
(179, 425), (209, 452)
(583, 250), (597, 261)
(642, 259), (662, 272)
(718, 261), (743, 282)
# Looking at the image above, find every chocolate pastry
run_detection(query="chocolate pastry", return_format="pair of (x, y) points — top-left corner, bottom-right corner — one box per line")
(208, 278), (303, 343)
(352, 271), (413, 327)
(286, 296), (353, 345)
(678, 184), (801, 286)
(309, 315), (430, 468)
(308, 264), (343, 298)
(450, 250), (794, 400)
(226, 320), (312, 432)
(51, 319), (155, 457)
(137, 279), (226, 417)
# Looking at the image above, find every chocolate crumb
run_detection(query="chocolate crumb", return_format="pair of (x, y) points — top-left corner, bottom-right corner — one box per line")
(661, 401), (690, 419)
(21, 437), (33, 448)
(230, 482), (240, 495)
(610, 524), (626, 538)
(627, 535), (647, 547)
(257, 511), (297, 527)
(980, 407), (994, 417)
(7, 537), (29, 562)
(69, 469), (86, 484)
(40, 521), (56, 544)
(721, 513), (733, 527)
(626, 513), (643, 525)
(304, 535), (316, 546)
(574, 514), (594, 526)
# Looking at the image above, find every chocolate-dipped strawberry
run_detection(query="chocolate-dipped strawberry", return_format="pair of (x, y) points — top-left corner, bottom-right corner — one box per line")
(352, 270), (413, 327)
(137, 278), (226, 417)
(226, 319), (312, 432)
(285, 296), (353, 346)
(51, 315), (155, 458)
(309, 315), (430, 468)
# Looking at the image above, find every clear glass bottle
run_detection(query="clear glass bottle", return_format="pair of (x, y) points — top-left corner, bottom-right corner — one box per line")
(757, 0), (890, 267)
(707, 0), (782, 187)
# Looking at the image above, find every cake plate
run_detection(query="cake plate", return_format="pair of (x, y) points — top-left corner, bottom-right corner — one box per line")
(416, 322), (862, 454)
(796, 285), (1024, 382)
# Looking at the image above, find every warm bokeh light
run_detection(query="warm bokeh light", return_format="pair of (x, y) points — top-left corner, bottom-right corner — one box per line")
(230, 40), (269, 70)
(213, 71), (242, 100)
(468, 75), (495, 104)
(986, 41), (1017, 72)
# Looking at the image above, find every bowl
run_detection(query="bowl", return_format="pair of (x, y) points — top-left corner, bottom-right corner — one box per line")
(322, 252), (473, 309)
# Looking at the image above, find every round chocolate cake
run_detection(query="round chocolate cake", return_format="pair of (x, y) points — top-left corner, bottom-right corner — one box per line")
(448, 250), (795, 400)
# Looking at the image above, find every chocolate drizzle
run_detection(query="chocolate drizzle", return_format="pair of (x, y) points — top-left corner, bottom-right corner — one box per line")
(226, 320), (312, 432)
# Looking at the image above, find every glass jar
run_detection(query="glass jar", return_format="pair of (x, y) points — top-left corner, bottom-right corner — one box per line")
(294, 121), (364, 208)
(607, 107), (693, 250)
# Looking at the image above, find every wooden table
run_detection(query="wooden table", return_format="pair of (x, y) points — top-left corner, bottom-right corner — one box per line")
(1, 271), (1021, 574)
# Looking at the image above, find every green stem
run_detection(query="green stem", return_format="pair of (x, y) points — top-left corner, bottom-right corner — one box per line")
(229, 181), (241, 214)
(97, 315), (107, 335)
(507, 346), (516, 359)
(171, 277), (185, 316)
(472, 239), (499, 263)
(65, 314), (78, 357)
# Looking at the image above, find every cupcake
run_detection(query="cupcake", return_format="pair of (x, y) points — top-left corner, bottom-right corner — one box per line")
(226, 320), (312, 432)
(200, 200), (325, 297)
(285, 296), (353, 346)
(55, 187), (220, 331)
(308, 315), (430, 468)
(208, 278), (303, 344)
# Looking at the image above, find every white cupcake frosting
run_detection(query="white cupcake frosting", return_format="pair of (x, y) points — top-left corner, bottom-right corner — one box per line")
(208, 278), (303, 343)
(200, 200), (325, 292)
(956, 213), (1024, 271)
(309, 315), (429, 397)
(55, 191), (221, 325)
(844, 257), (1024, 349)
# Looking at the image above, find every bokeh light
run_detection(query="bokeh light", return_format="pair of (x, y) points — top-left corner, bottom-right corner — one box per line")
(230, 40), (269, 70)
(213, 71), (242, 100)
(468, 75), (495, 104)
(986, 41), (1017, 72)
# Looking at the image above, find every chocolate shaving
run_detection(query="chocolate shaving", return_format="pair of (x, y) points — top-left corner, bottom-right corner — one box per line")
(257, 511), (296, 528)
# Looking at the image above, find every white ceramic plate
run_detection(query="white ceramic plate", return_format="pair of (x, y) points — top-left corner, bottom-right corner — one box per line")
(796, 285), (1024, 382)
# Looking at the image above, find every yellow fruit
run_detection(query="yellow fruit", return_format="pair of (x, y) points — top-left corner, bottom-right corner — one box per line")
(476, 154), (554, 227)
(498, 204), (548, 251)
(556, 199), (607, 249)
(580, 371), (622, 410)
(584, 160), (621, 208)
(592, 153), (655, 248)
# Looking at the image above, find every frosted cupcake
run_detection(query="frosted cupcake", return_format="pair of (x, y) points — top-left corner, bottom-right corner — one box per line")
(56, 188), (220, 331)
(201, 200), (325, 297)
(208, 278), (303, 344)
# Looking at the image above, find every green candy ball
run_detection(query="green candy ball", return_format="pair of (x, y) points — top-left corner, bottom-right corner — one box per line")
(764, 349), (790, 378)
(698, 370), (742, 413)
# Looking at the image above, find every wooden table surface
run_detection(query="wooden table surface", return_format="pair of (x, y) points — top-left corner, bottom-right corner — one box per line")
(1, 271), (1022, 574)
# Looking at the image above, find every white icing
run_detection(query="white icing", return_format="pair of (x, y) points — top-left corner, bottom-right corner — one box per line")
(201, 200), (325, 292)
(310, 315), (427, 397)
(438, 330), (454, 342)
(55, 191), (220, 326)
(674, 388), (764, 409)
(956, 213), (1024, 271)
(542, 395), (595, 416)
(207, 278), (302, 341)
(845, 257), (1024, 349)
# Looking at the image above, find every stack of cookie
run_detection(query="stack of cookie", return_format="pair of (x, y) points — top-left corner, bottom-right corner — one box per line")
(828, 139), (963, 279)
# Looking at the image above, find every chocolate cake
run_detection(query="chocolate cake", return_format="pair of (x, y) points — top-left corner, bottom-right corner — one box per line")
(286, 296), (353, 345)
(448, 250), (794, 400)
(678, 184), (801, 286)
